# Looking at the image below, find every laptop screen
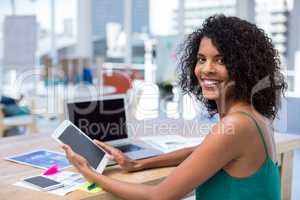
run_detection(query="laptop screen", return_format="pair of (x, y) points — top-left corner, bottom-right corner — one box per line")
(66, 98), (128, 142)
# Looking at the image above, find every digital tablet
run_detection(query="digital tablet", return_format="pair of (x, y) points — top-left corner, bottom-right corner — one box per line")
(23, 175), (64, 191)
(52, 120), (109, 173)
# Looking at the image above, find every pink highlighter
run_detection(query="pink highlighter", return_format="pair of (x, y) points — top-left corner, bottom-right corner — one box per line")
(43, 164), (61, 176)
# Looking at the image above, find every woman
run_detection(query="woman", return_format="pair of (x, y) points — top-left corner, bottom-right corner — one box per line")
(62, 15), (286, 200)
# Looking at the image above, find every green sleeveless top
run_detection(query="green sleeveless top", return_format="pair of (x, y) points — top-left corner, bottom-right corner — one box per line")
(195, 111), (281, 200)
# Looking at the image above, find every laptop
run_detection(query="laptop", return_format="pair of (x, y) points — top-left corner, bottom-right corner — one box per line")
(64, 95), (163, 164)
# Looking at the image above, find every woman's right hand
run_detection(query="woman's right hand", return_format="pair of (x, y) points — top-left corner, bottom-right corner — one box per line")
(93, 140), (142, 172)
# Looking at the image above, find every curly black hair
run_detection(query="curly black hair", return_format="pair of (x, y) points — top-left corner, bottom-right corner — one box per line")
(178, 15), (287, 120)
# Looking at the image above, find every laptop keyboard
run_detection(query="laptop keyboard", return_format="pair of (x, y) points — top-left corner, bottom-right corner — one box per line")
(115, 144), (143, 153)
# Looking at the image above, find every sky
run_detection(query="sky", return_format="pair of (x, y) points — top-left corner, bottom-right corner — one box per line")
(0, 0), (178, 36)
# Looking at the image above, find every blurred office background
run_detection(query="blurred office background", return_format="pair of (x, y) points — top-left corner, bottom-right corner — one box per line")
(0, 0), (299, 199)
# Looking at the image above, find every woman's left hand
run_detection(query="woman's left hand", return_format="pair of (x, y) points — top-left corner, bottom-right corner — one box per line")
(61, 144), (92, 174)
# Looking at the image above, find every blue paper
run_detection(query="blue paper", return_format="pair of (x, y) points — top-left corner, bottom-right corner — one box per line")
(6, 149), (71, 170)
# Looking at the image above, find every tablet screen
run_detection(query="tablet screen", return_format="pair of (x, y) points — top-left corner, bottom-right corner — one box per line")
(58, 124), (105, 169)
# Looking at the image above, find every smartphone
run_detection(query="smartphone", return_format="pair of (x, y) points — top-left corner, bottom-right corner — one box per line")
(23, 175), (64, 191)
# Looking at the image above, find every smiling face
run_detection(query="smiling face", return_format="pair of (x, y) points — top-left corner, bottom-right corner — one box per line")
(194, 37), (230, 100)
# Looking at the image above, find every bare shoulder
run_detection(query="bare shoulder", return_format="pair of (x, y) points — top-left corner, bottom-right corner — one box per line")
(210, 112), (253, 137)
(199, 112), (257, 158)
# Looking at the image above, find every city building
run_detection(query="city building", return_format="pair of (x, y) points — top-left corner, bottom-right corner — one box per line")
(77, 0), (150, 62)
(63, 18), (74, 37)
(255, 0), (290, 65)
(91, 0), (149, 39)
(173, 0), (236, 34)
(287, 0), (300, 94)
(256, 0), (300, 94)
